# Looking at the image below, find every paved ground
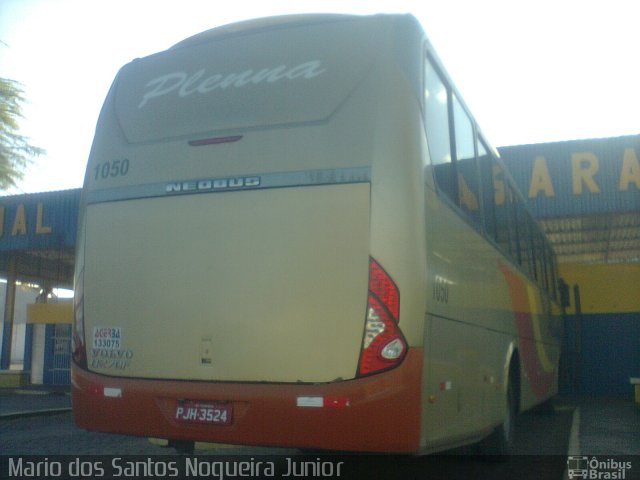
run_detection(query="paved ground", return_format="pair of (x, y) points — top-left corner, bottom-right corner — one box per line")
(0, 387), (71, 418)
(577, 396), (640, 455)
(0, 410), (573, 479)
(1, 388), (638, 479)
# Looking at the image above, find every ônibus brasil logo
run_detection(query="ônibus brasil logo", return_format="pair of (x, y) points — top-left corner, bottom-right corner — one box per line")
(567, 456), (632, 479)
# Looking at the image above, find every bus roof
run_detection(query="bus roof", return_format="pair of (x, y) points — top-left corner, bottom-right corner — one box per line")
(113, 14), (423, 144)
(171, 14), (364, 49)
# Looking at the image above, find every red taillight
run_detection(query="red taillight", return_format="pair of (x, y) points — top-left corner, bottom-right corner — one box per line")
(368, 258), (400, 319)
(357, 258), (407, 376)
(72, 269), (87, 369)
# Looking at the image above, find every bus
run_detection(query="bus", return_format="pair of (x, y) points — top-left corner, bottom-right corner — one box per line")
(72, 13), (563, 455)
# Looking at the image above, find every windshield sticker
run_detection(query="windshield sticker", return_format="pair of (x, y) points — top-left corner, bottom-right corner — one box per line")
(91, 326), (133, 370)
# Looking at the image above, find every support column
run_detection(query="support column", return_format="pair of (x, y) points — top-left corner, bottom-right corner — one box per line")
(0, 255), (18, 370)
(573, 284), (582, 394)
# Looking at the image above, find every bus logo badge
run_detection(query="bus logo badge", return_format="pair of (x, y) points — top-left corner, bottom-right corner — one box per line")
(166, 176), (261, 194)
(138, 60), (326, 108)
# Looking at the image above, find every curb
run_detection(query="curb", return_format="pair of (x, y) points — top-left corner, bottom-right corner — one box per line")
(10, 390), (71, 397)
(0, 407), (72, 420)
(563, 406), (581, 480)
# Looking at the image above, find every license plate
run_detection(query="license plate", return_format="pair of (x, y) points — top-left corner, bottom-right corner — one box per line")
(174, 401), (232, 425)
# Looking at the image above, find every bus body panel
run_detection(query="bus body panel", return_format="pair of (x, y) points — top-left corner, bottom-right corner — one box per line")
(84, 183), (370, 382)
(418, 111), (561, 447)
(367, 74), (428, 349)
(421, 179), (508, 445)
(73, 13), (561, 454)
(72, 347), (423, 453)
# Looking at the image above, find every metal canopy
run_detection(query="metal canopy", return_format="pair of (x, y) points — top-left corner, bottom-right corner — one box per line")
(540, 212), (640, 264)
(0, 250), (75, 288)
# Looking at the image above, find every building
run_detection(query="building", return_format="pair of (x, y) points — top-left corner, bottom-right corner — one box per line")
(0, 135), (638, 394)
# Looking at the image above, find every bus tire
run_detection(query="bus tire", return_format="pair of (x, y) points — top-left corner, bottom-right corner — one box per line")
(481, 368), (517, 458)
(169, 440), (194, 455)
(532, 396), (556, 415)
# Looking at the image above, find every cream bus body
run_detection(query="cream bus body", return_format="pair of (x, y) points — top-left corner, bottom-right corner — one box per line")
(72, 14), (562, 453)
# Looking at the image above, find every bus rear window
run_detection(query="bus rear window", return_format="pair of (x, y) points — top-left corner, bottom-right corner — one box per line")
(114, 20), (380, 143)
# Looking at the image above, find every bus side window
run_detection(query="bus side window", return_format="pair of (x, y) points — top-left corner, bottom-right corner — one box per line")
(534, 230), (546, 288)
(424, 59), (456, 203)
(452, 95), (482, 227)
(477, 140), (497, 239)
(492, 161), (512, 256)
(550, 247), (560, 302)
(506, 185), (519, 260)
(515, 196), (534, 276)
(544, 241), (554, 296)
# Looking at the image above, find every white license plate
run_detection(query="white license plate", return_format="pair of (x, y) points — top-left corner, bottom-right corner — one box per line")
(174, 401), (232, 425)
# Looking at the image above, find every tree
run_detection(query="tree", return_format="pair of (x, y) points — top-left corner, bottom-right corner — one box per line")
(0, 76), (45, 190)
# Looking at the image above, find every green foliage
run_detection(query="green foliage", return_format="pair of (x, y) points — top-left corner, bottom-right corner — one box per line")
(0, 76), (45, 190)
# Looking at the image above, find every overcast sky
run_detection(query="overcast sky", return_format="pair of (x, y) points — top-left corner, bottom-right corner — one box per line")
(1, 0), (638, 194)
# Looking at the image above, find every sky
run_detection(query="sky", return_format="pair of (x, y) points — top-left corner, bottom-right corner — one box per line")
(0, 0), (638, 195)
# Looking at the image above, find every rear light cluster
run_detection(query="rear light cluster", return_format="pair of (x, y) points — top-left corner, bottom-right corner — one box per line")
(357, 257), (407, 376)
(72, 269), (87, 369)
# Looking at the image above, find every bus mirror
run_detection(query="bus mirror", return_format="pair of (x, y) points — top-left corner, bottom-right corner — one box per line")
(558, 279), (570, 309)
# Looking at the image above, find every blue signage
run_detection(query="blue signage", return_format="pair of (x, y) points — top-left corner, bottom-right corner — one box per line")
(500, 135), (640, 217)
(0, 189), (80, 252)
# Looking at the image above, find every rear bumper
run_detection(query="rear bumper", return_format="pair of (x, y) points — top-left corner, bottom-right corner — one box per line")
(72, 348), (422, 453)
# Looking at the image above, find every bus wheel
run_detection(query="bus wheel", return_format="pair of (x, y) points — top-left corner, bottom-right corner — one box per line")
(532, 396), (556, 415)
(169, 440), (194, 455)
(481, 372), (516, 458)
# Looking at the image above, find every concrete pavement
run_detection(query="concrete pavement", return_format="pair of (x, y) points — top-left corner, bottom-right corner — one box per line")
(1, 387), (638, 457)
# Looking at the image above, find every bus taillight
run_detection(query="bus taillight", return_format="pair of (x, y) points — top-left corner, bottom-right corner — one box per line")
(72, 269), (87, 369)
(357, 258), (407, 376)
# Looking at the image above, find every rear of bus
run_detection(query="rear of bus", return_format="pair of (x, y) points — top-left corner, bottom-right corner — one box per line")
(72, 14), (428, 453)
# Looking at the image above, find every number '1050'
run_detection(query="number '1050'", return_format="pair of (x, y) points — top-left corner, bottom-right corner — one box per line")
(94, 159), (130, 180)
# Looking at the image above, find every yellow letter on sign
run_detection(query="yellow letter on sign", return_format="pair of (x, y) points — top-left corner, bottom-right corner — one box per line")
(619, 148), (640, 191)
(528, 156), (555, 198)
(11, 204), (27, 236)
(571, 152), (600, 194)
(36, 203), (52, 234)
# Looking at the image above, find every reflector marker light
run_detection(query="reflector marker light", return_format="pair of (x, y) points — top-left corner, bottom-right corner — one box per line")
(324, 396), (350, 408)
(297, 397), (323, 408)
(357, 258), (407, 377)
(86, 384), (102, 396)
(104, 387), (123, 398)
(296, 396), (350, 408)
